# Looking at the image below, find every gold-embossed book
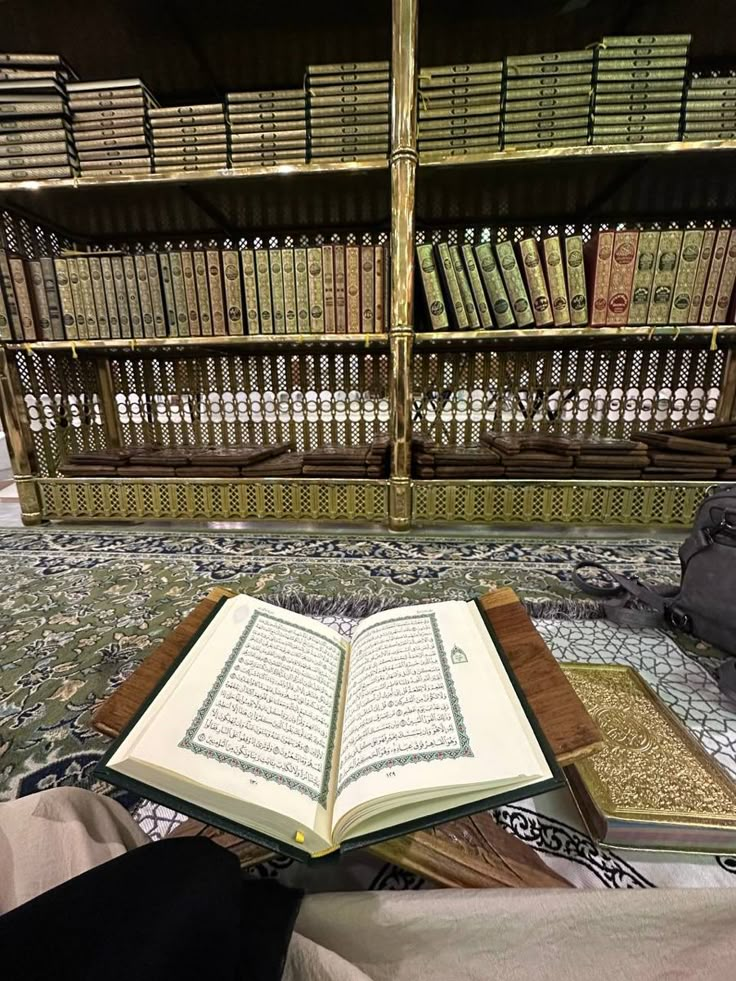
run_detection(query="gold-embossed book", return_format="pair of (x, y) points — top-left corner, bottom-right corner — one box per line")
(563, 664), (736, 854)
(98, 595), (559, 860)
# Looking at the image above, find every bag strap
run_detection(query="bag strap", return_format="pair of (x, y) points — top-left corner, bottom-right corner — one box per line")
(571, 561), (674, 629)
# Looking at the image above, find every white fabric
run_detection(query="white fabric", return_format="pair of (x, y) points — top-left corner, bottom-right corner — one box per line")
(285, 888), (736, 981)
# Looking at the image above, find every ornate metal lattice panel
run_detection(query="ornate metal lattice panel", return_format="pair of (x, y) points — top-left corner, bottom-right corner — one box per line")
(412, 480), (708, 527)
(412, 341), (727, 443)
(38, 478), (388, 522)
(108, 346), (390, 452)
(12, 350), (107, 477)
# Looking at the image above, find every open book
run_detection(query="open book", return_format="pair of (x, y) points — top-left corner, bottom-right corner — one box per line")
(98, 595), (560, 860)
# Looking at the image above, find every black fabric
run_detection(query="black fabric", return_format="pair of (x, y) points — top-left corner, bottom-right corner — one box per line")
(0, 837), (302, 981)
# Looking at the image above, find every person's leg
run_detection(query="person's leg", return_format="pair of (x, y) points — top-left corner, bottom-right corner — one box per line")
(0, 787), (149, 913)
(1, 833), (302, 981)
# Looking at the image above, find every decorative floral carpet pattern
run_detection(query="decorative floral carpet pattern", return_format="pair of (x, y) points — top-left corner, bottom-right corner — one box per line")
(0, 527), (683, 805)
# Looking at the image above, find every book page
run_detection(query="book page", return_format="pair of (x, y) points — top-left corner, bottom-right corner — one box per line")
(109, 595), (347, 849)
(331, 601), (551, 840)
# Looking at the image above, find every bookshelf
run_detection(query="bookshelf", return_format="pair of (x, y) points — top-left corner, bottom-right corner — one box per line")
(1, 0), (735, 529)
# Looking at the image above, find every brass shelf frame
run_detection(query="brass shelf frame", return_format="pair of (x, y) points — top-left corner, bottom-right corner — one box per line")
(5, 334), (390, 354)
(0, 0), (735, 529)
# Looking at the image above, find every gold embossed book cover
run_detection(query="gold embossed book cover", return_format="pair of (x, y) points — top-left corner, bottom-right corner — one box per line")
(563, 664), (736, 853)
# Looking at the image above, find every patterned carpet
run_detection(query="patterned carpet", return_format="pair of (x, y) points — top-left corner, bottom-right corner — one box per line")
(0, 527), (683, 804)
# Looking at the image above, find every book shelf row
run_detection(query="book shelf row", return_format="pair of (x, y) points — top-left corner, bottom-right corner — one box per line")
(417, 227), (736, 332)
(0, 244), (389, 342)
(5, 34), (736, 182)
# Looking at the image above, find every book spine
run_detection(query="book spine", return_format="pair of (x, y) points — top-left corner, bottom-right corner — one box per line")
(89, 256), (111, 339)
(268, 249), (286, 334)
(67, 258), (88, 340)
(334, 244), (347, 333)
(241, 249), (260, 335)
(360, 245), (375, 333)
(255, 250), (273, 334)
(542, 236), (570, 327)
(322, 245), (336, 332)
(519, 238), (553, 327)
(436, 242), (469, 329)
(628, 230), (660, 325)
(474, 243), (514, 328)
(714, 229), (736, 324)
(496, 241), (534, 327)
(179, 251), (201, 337)
(416, 244), (449, 330)
(53, 258), (78, 340)
(158, 254), (177, 336)
(145, 254), (168, 338)
(588, 232), (614, 327)
(193, 251), (213, 336)
(461, 244), (493, 328)
(122, 255), (144, 338)
(345, 245), (361, 333)
(169, 252), (190, 337)
(374, 244), (386, 332)
(9, 259), (36, 341)
(26, 259), (53, 340)
(0, 273), (10, 340)
(0, 250), (22, 341)
(647, 230), (684, 324)
(76, 257), (99, 340)
(133, 255), (154, 338)
(449, 244), (480, 328)
(39, 257), (64, 341)
(281, 248), (298, 335)
(307, 246), (325, 333)
(670, 229), (704, 324)
(206, 250), (226, 336)
(688, 230), (716, 324)
(606, 230), (639, 326)
(111, 257), (131, 338)
(222, 250), (244, 336)
(100, 256), (120, 339)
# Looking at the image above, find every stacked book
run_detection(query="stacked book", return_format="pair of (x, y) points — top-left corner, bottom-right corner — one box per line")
(413, 441), (504, 479)
(573, 438), (649, 480)
(150, 104), (228, 173)
(480, 433), (579, 478)
(416, 234), (587, 331)
(0, 53), (78, 180)
(306, 61), (390, 162)
(683, 75), (736, 141)
(636, 430), (734, 481)
(301, 436), (391, 477)
(227, 90), (306, 166)
(69, 79), (156, 177)
(417, 62), (502, 159)
(503, 50), (593, 149)
(591, 35), (690, 146)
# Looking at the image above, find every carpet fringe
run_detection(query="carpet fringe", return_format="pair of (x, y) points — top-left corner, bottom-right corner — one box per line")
(266, 591), (606, 621)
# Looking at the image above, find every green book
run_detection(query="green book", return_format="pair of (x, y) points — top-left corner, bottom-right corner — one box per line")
(96, 594), (560, 862)
(416, 244), (450, 331)
(474, 243), (514, 328)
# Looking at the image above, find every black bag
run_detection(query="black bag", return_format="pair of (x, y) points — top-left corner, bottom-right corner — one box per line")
(573, 484), (736, 694)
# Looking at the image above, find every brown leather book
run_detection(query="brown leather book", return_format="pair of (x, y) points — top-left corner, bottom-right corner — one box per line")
(60, 463), (118, 476)
(576, 454), (649, 469)
(480, 433), (581, 456)
(649, 452), (731, 468)
(188, 445), (291, 466)
(176, 466), (242, 478)
(632, 431), (730, 456)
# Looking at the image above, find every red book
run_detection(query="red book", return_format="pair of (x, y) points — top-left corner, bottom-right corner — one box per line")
(606, 230), (639, 326)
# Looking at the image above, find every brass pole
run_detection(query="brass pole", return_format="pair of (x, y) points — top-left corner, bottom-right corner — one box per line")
(388, 0), (418, 531)
(94, 355), (123, 449)
(0, 347), (43, 524)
